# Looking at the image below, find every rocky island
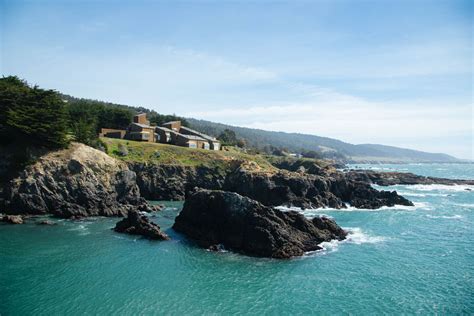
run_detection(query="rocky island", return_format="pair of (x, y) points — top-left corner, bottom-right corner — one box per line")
(174, 189), (347, 258)
(115, 210), (169, 240)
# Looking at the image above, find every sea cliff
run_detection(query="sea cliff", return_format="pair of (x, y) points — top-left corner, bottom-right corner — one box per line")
(1, 140), (416, 219)
(2, 143), (158, 218)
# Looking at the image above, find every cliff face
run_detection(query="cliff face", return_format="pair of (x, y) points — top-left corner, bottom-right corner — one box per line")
(3, 143), (155, 218)
(128, 161), (413, 209)
(129, 163), (226, 200)
(2, 143), (416, 218)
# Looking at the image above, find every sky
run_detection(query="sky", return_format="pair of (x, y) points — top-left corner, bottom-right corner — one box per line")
(1, 0), (473, 159)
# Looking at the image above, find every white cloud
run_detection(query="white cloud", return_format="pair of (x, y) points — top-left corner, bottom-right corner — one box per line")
(276, 37), (472, 79)
(185, 84), (473, 159)
(162, 45), (278, 82)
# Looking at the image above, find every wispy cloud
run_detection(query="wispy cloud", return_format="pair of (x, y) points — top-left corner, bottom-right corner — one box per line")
(185, 81), (473, 158)
(163, 46), (278, 82)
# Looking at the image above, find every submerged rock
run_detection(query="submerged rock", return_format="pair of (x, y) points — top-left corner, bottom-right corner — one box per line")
(36, 220), (57, 225)
(114, 210), (169, 240)
(2, 215), (24, 224)
(173, 189), (347, 259)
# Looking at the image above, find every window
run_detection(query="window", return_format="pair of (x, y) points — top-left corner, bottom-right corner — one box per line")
(203, 143), (210, 150)
(188, 142), (197, 148)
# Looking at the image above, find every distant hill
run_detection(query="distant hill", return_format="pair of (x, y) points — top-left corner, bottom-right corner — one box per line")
(60, 94), (460, 163)
(186, 119), (461, 163)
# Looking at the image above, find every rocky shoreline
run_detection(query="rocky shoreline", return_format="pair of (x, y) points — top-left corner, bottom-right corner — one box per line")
(129, 162), (413, 209)
(1, 143), (472, 258)
(345, 169), (474, 186)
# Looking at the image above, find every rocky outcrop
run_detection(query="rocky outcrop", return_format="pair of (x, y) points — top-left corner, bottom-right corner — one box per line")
(346, 170), (474, 186)
(129, 163), (226, 200)
(328, 173), (413, 208)
(2, 214), (24, 224)
(114, 210), (169, 240)
(128, 161), (412, 210)
(1, 142), (418, 219)
(173, 189), (347, 258)
(223, 167), (413, 209)
(3, 143), (157, 218)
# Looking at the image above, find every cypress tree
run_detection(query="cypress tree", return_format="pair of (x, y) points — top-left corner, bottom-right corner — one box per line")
(0, 76), (70, 148)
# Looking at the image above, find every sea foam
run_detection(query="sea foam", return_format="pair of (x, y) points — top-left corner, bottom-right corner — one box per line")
(400, 184), (473, 192)
(425, 214), (463, 220)
(276, 202), (430, 217)
(305, 227), (386, 257)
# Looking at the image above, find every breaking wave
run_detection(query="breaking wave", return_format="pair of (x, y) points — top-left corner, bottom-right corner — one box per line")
(425, 214), (463, 220)
(276, 202), (431, 217)
(306, 227), (386, 256)
(67, 224), (91, 236)
(399, 184), (474, 192)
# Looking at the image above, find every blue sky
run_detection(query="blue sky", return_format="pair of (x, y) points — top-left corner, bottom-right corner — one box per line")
(1, 0), (472, 159)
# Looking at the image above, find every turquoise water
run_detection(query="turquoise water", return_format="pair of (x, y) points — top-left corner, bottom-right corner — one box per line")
(1, 164), (473, 315)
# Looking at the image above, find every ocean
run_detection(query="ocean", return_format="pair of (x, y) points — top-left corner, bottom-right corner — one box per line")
(1, 163), (473, 315)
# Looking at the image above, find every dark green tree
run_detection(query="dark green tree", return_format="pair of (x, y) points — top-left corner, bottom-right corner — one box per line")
(148, 113), (189, 127)
(217, 129), (238, 146)
(0, 76), (70, 148)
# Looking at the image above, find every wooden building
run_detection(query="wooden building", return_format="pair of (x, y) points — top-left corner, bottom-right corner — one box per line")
(99, 114), (221, 150)
(179, 126), (221, 150)
(125, 122), (157, 142)
(99, 128), (126, 139)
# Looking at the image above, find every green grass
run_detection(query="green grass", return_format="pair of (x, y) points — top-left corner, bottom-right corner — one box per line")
(100, 138), (277, 172)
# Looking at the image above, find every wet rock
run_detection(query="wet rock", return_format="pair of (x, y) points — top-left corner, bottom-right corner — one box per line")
(36, 220), (57, 225)
(2, 215), (23, 224)
(173, 189), (347, 259)
(345, 170), (474, 186)
(114, 210), (169, 240)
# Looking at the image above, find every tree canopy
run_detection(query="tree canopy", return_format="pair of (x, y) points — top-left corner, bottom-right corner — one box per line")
(0, 76), (69, 148)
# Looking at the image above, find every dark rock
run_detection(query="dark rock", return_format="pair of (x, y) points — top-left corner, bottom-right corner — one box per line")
(2, 215), (23, 224)
(224, 168), (413, 209)
(129, 163), (226, 200)
(346, 170), (474, 186)
(37, 220), (57, 225)
(130, 161), (414, 210)
(173, 189), (347, 258)
(137, 203), (164, 213)
(114, 210), (169, 240)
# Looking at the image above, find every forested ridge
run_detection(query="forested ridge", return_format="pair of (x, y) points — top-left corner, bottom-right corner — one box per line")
(0, 76), (460, 164)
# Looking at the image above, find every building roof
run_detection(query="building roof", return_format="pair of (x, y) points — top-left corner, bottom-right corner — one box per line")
(179, 126), (219, 142)
(176, 133), (206, 141)
(162, 121), (181, 125)
(130, 122), (153, 129)
(155, 126), (173, 132)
